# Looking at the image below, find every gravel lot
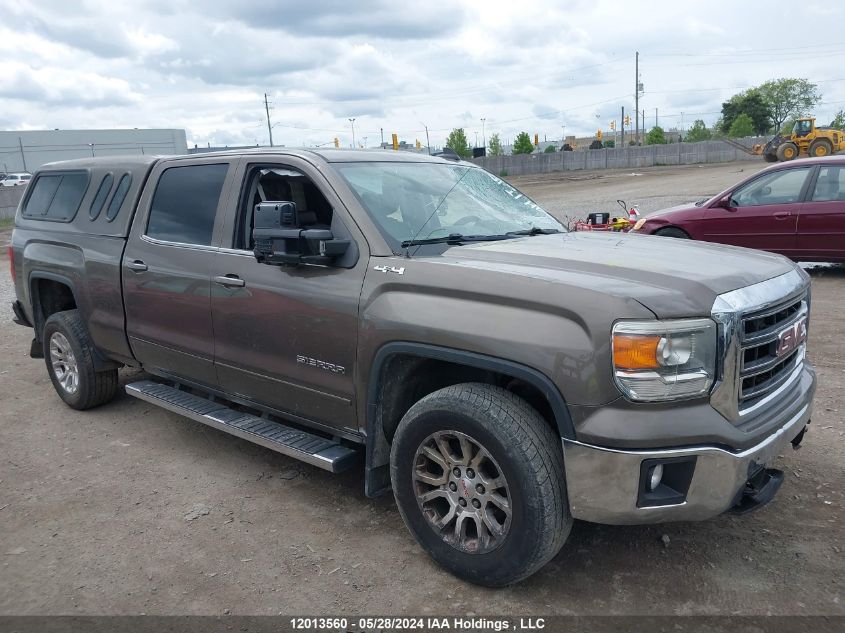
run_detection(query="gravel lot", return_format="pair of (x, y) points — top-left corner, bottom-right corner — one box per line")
(0, 162), (842, 616)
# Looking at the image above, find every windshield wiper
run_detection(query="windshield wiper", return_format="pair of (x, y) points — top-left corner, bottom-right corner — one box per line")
(506, 227), (561, 236)
(400, 233), (514, 248)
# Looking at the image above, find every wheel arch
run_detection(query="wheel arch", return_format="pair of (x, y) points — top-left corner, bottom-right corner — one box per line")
(363, 342), (574, 497)
(29, 271), (79, 342)
(30, 272), (119, 371)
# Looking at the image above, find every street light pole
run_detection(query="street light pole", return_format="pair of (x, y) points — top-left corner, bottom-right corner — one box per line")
(348, 118), (356, 148)
(481, 117), (486, 149)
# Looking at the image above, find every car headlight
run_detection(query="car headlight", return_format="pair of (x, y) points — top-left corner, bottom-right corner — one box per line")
(612, 318), (717, 401)
(633, 218), (647, 231)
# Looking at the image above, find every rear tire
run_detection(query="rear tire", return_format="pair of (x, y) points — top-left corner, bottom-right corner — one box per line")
(776, 142), (798, 161)
(43, 310), (118, 410)
(390, 383), (571, 587)
(808, 139), (833, 158)
(763, 153), (778, 163)
(655, 227), (690, 239)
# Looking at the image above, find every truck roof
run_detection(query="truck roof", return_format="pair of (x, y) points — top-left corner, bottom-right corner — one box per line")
(37, 148), (464, 173)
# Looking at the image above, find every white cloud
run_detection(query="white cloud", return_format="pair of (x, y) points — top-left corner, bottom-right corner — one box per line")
(0, 0), (843, 147)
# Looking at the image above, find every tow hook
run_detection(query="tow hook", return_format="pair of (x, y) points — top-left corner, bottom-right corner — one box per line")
(729, 467), (784, 515)
(791, 425), (808, 450)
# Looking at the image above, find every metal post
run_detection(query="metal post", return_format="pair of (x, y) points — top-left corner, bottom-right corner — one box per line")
(380, 127), (384, 147)
(655, 108), (658, 128)
(634, 51), (639, 145)
(18, 137), (27, 172)
(481, 118), (486, 149)
(89, 143), (95, 157)
(348, 118), (356, 148)
(621, 107), (625, 147)
(424, 125), (431, 155)
(264, 93), (274, 147)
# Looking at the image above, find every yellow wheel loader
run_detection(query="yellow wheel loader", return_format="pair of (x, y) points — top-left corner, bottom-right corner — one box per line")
(759, 117), (845, 162)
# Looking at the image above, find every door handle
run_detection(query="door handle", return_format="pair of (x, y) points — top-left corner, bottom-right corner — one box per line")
(214, 275), (246, 288)
(773, 211), (791, 219)
(126, 259), (148, 272)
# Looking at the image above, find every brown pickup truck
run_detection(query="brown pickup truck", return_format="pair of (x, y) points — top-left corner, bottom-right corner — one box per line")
(9, 149), (816, 586)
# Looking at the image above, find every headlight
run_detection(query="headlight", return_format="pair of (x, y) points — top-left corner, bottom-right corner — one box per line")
(633, 218), (647, 231)
(612, 318), (717, 401)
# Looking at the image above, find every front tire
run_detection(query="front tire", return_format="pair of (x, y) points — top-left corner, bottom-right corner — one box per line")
(655, 226), (690, 239)
(776, 142), (798, 161)
(390, 383), (571, 587)
(43, 310), (118, 410)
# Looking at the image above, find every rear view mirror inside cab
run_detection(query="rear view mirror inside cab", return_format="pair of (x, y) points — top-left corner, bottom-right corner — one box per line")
(253, 201), (350, 267)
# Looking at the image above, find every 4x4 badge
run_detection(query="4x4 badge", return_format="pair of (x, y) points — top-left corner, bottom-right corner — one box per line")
(373, 265), (405, 275)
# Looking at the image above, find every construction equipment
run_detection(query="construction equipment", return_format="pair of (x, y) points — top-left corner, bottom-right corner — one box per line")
(722, 117), (845, 162)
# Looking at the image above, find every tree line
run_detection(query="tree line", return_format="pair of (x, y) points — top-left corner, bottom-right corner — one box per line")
(444, 77), (842, 155)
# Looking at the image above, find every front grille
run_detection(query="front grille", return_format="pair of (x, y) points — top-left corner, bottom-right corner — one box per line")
(737, 294), (806, 410)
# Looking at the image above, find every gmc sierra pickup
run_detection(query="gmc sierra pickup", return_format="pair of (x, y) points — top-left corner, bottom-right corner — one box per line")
(9, 149), (815, 586)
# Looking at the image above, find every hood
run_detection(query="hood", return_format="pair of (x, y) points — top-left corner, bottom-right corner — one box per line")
(440, 232), (796, 318)
(647, 202), (702, 219)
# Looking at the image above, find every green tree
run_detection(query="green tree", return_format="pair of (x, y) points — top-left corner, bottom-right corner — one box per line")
(728, 113), (754, 138)
(543, 144), (557, 153)
(603, 140), (615, 148)
(512, 131), (534, 155)
(830, 110), (845, 131)
(684, 119), (711, 143)
(720, 89), (771, 136)
(645, 126), (667, 145)
(757, 78), (821, 132)
(488, 133), (503, 156)
(445, 128), (470, 158)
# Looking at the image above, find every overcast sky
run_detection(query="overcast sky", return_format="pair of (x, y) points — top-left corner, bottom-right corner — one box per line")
(1, 0), (844, 149)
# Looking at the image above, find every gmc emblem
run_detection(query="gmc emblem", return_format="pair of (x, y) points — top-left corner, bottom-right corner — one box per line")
(776, 317), (807, 358)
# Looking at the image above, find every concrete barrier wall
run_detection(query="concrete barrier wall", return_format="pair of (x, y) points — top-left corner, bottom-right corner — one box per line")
(472, 140), (764, 176)
(0, 187), (24, 221)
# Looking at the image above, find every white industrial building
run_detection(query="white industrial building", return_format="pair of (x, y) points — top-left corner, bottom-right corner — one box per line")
(0, 129), (188, 173)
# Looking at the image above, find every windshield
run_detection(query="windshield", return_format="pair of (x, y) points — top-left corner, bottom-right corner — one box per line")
(335, 162), (563, 252)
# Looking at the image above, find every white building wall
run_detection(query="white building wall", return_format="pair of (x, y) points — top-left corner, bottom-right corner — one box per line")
(0, 129), (188, 173)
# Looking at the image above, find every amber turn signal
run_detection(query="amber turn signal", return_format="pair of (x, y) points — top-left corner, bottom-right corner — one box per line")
(612, 334), (661, 370)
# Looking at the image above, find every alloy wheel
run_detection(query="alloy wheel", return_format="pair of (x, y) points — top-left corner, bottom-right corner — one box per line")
(412, 430), (512, 554)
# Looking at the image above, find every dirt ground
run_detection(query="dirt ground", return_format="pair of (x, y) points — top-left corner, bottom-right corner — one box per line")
(0, 161), (842, 616)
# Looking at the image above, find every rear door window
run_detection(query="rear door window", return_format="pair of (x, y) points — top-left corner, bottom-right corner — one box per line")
(23, 172), (89, 221)
(810, 166), (845, 201)
(146, 163), (229, 245)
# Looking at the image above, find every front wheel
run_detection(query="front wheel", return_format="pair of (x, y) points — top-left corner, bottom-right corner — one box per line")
(655, 227), (690, 239)
(390, 383), (571, 587)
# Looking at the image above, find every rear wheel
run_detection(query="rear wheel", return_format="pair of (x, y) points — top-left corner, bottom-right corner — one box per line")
(808, 139), (833, 158)
(763, 153), (778, 163)
(776, 142), (798, 161)
(43, 310), (118, 410)
(655, 227), (690, 239)
(390, 383), (571, 587)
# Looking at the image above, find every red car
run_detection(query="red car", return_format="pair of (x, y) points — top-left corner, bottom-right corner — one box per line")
(634, 156), (845, 262)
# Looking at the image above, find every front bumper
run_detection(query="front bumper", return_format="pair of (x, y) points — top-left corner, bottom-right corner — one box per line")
(563, 388), (812, 525)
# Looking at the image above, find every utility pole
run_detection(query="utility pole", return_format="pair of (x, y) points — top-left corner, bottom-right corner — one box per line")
(655, 108), (658, 128)
(620, 106), (625, 147)
(634, 51), (639, 145)
(380, 127), (384, 147)
(264, 93), (274, 147)
(348, 118), (356, 148)
(480, 117), (486, 150)
(423, 124), (431, 155)
(18, 137), (27, 171)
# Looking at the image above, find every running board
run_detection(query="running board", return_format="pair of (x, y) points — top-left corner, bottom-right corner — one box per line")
(125, 380), (358, 473)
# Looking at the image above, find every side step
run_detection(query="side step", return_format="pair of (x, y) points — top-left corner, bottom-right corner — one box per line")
(125, 380), (358, 473)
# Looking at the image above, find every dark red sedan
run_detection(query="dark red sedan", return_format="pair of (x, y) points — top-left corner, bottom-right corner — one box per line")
(634, 156), (845, 262)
